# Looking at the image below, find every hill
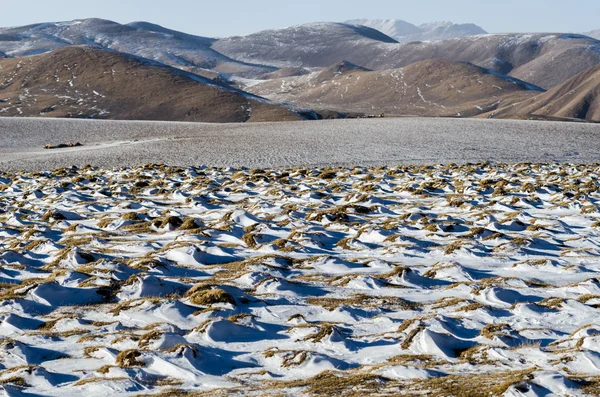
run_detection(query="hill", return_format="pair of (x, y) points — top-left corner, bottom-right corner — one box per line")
(0, 46), (307, 122)
(347, 19), (487, 42)
(246, 59), (543, 117)
(483, 65), (600, 122)
(0, 18), (276, 78)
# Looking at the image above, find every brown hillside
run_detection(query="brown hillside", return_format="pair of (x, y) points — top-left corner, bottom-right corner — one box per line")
(246, 59), (543, 117)
(0, 46), (305, 123)
(483, 65), (600, 122)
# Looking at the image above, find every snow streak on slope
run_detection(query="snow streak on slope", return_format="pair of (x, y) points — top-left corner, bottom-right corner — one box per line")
(1, 164), (600, 395)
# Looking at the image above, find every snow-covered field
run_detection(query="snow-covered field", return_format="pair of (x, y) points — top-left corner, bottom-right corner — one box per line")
(2, 162), (600, 396)
(1, 117), (600, 171)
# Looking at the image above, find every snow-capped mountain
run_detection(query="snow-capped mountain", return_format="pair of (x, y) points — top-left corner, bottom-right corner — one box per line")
(212, 22), (398, 69)
(346, 19), (487, 42)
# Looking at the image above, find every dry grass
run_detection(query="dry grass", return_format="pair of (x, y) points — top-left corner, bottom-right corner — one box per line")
(444, 241), (463, 255)
(302, 324), (338, 342)
(115, 349), (143, 368)
(306, 294), (413, 311)
(409, 369), (535, 396)
(264, 348), (310, 368)
(480, 323), (510, 339)
(401, 326), (424, 350)
(0, 377), (29, 387)
(185, 285), (235, 306)
(267, 370), (392, 396)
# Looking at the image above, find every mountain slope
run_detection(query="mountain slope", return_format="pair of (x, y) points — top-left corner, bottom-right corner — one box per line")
(347, 19), (487, 42)
(214, 25), (600, 89)
(0, 18), (276, 78)
(212, 22), (398, 69)
(246, 59), (543, 117)
(483, 64), (600, 122)
(0, 46), (306, 122)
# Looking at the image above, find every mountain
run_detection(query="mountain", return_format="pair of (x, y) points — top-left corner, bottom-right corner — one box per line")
(0, 46), (307, 122)
(586, 29), (600, 40)
(246, 59), (543, 117)
(347, 19), (487, 43)
(483, 64), (600, 122)
(211, 22), (398, 69)
(345, 19), (422, 39)
(0, 18), (276, 78)
(215, 25), (600, 89)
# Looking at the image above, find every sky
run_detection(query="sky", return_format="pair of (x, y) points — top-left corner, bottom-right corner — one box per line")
(1, 0), (598, 37)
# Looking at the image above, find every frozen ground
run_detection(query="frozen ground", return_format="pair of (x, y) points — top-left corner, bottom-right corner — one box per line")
(0, 117), (600, 170)
(2, 163), (600, 395)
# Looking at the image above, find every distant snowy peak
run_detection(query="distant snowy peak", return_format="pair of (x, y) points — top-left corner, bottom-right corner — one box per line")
(346, 19), (421, 38)
(416, 22), (487, 42)
(346, 19), (487, 42)
(585, 29), (600, 40)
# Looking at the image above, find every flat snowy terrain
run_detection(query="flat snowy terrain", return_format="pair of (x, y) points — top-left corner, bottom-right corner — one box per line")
(2, 163), (600, 395)
(1, 117), (600, 170)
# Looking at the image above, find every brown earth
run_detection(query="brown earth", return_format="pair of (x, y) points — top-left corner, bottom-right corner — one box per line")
(0, 46), (306, 123)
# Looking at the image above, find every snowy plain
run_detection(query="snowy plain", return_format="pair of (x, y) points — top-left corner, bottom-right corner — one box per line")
(1, 117), (600, 170)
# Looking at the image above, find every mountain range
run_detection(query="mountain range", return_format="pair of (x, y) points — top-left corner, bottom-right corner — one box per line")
(0, 18), (599, 123)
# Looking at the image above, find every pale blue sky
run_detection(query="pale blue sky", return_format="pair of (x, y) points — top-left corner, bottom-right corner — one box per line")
(3, 0), (599, 37)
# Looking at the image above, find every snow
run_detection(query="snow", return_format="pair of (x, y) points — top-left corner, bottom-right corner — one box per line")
(1, 160), (600, 395)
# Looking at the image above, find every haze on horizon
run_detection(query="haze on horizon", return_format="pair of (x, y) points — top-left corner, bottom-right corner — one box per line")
(2, 0), (599, 38)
